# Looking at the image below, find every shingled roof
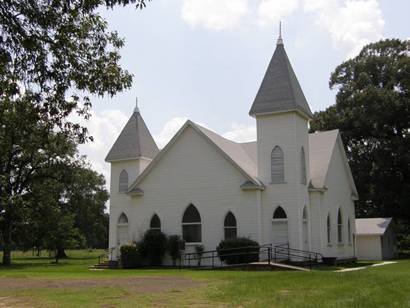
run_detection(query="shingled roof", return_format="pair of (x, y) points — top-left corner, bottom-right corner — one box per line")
(105, 108), (159, 162)
(249, 36), (313, 118)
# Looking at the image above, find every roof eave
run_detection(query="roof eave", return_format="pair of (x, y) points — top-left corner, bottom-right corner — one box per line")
(240, 181), (265, 191)
(249, 108), (313, 121)
(127, 188), (144, 196)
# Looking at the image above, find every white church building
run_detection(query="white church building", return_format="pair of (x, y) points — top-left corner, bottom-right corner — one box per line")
(106, 34), (359, 263)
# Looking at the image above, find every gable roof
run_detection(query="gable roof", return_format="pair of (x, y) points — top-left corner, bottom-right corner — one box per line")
(308, 130), (339, 189)
(105, 110), (159, 162)
(128, 121), (263, 193)
(125, 119), (356, 198)
(193, 123), (257, 179)
(356, 218), (393, 236)
(308, 130), (358, 198)
(249, 40), (313, 119)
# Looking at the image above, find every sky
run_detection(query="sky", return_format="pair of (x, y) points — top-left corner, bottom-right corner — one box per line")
(75, 0), (410, 191)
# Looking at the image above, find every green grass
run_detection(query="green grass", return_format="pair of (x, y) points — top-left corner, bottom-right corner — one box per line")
(0, 250), (409, 307)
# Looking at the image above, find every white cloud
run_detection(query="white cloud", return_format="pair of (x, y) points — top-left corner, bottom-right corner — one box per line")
(153, 116), (188, 148)
(71, 109), (128, 190)
(304, 0), (385, 58)
(222, 123), (256, 142)
(258, 0), (299, 26)
(181, 0), (248, 31)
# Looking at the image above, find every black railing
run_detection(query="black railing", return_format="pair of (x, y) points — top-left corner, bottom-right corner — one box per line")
(181, 243), (322, 270)
(182, 244), (273, 268)
(272, 244), (322, 268)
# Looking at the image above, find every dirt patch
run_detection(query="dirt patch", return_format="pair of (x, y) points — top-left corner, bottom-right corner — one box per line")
(0, 276), (202, 293)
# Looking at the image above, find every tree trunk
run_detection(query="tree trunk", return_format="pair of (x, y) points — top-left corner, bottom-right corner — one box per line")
(56, 247), (67, 259)
(2, 221), (12, 266)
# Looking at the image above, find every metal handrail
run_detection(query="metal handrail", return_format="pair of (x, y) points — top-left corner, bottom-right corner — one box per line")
(182, 245), (272, 268)
(181, 243), (322, 269)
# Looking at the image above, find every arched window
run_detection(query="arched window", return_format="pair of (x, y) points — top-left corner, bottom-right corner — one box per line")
(118, 213), (128, 224)
(273, 206), (287, 219)
(272, 206), (288, 246)
(182, 204), (201, 243)
(271, 146), (284, 183)
(337, 208), (343, 243)
(150, 214), (161, 231)
(119, 170), (129, 193)
(300, 147), (307, 185)
(327, 214), (331, 244)
(224, 212), (237, 240)
(347, 218), (352, 244)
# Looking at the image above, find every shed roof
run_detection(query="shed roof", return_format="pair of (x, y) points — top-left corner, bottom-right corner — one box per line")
(356, 218), (393, 236)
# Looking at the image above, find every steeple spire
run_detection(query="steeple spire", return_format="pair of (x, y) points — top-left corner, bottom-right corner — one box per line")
(106, 99), (159, 162)
(249, 24), (313, 119)
(134, 97), (140, 113)
(277, 21), (283, 45)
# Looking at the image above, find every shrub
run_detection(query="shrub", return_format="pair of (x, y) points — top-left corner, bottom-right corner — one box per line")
(120, 244), (142, 269)
(140, 230), (168, 266)
(216, 237), (259, 265)
(168, 235), (184, 266)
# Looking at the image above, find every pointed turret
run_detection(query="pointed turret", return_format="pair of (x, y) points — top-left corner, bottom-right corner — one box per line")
(249, 30), (313, 119)
(105, 100), (159, 162)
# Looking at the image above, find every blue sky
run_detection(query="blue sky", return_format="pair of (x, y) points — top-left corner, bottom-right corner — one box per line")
(77, 0), (409, 186)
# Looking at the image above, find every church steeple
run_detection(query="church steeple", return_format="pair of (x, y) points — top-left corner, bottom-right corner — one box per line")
(105, 100), (159, 162)
(249, 26), (313, 119)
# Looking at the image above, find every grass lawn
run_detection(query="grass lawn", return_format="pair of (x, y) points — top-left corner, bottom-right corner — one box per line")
(0, 250), (409, 307)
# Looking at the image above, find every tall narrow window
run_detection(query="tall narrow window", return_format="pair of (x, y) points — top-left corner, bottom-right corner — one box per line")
(117, 213), (129, 247)
(150, 214), (161, 231)
(337, 208), (343, 243)
(272, 206), (289, 246)
(271, 146), (284, 183)
(182, 204), (201, 243)
(119, 170), (129, 193)
(327, 214), (331, 244)
(347, 218), (352, 244)
(300, 147), (307, 185)
(224, 212), (237, 240)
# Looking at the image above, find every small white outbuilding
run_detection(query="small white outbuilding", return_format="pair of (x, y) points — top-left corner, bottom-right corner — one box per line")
(355, 218), (397, 261)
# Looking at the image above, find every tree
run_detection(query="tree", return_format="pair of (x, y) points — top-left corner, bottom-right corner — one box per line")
(310, 39), (410, 248)
(15, 159), (109, 258)
(62, 165), (109, 249)
(0, 0), (151, 265)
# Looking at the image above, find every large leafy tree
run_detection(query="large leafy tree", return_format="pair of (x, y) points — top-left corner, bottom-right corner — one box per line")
(311, 39), (410, 247)
(17, 161), (109, 257)
(0, 0), (151, 265)
(63, 165), (109, 250)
